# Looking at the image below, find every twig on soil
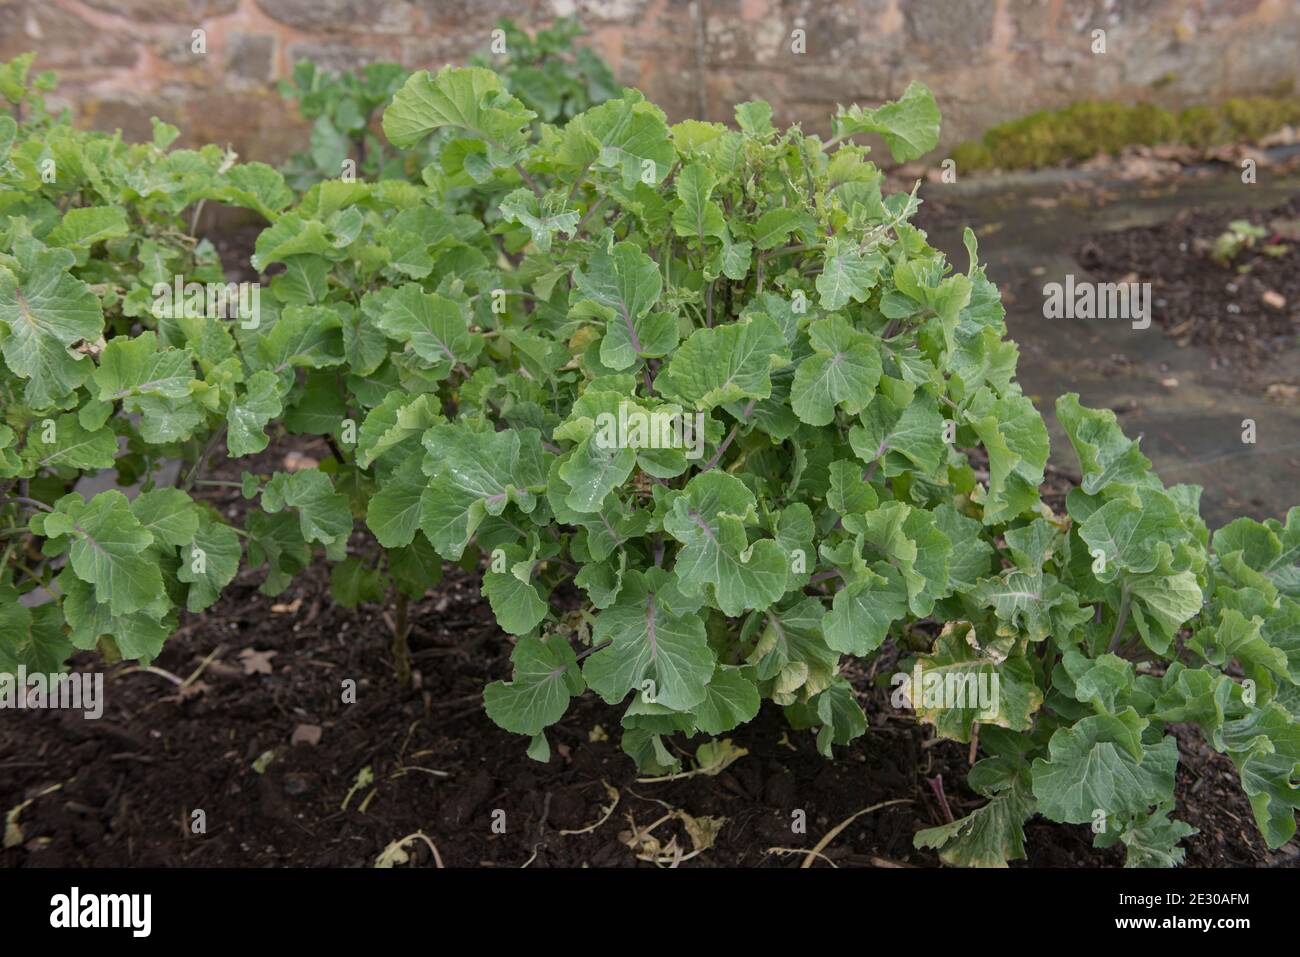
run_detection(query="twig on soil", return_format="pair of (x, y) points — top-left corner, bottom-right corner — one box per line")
(112, 664), (184, 686)
(767, 846), (839, 868)
(391, 766), (451, 780)
(375, 831), (444, 868)
(183, 644), (225, 689)
(521, 792), (553, 868)
(108, 753), (155, 763)
(799, 798), (912, 869)
(398, 718), (420, 760)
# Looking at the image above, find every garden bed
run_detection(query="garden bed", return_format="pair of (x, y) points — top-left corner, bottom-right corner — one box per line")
(1077, 197), (1300, 368)
(3, 437), (1293, 869)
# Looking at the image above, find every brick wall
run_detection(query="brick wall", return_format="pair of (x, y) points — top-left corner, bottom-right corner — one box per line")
(2, 0), (1298, 163)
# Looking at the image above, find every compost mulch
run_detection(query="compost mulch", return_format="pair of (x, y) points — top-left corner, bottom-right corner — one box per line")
(2, 434), (1294, 870)
(1078, 196), (1300, 368)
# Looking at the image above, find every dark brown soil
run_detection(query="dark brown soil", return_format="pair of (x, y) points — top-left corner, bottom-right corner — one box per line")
(2, 433), (1294, 869)
(1078, 197), (1300, 367)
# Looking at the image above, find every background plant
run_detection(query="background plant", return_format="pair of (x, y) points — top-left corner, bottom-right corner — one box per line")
(277, 16), (616, 190)
(0, 54), (297, 670)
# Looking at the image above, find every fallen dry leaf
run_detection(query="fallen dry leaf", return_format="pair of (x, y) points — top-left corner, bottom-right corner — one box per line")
(238, 648), (278, 675)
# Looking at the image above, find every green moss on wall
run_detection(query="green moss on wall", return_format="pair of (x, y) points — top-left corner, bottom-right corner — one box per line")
(953, 96), (1300, 171)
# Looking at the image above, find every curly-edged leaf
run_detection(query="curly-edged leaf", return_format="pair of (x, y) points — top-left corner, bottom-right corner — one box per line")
(419, 424), (548, 560)
(20, 413), (115, 472)
(1190, 607), (1289, 700)
(93, 331), (194, 402)
(1056, 648), (1134, 714)
(747, 597), (839, 703)
(0, 245), (102, 407)
(1031, 710), (1178, 825)
(824, 562), (908, 655)
(499, 187), (579, 252)
(60, 574), (172, 663)
(690, 665), (761, 734)
(556, 439), (635, 515)
(256, 303), (346, 374)
(973, 567), (1088, 643)
(486, 546), (551, 634)
(261, 468), (352, 550)
(964, 389), (1048, 525)
(365, 453), (427, 548)
(1099, 805), (1197, 868)
(1056, 393), (1154, 495)
(715, 236), (752, 281)
(38, 491), (163, 617)
(356, 393), (444, 469)
(0, 588), (70, 674)
(251, 211), (355, 271)
(815, 246), (886, 311)
(219, 162), (295, 220)
(671, 163), (726, 242)
(849, 388), (946, 479)
(826, 459), (879, 532)
(1220, 703), (1300, 848)
(270, 255), (330, 305)
(226, 370), (284, 457)
(904, 621), (1043, 743)
(933, 504), (995, 590)
(382, 65), (536, 163)
(129, 488), (200, 548)
(748, 208), (814, 250)
(915, 781), (1032, 867)
(584, 568), (714, 711)
(790, 315), (882, 426)
(375, 283), (481, 379)
(1078, 486), (1190, 582)
(1130, 567), (1203, 653)
(657, 314), (789, 411)
(484, 636), (584, 736)
(177, 515), (241, 612)
(859, 501), (952, 617)
(832, 81), (940, 163)
(47, 206), (128, 250)
(663, 471), (788, 616)
(572, 241), (663, 371)
(560, 89), (674, 188)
